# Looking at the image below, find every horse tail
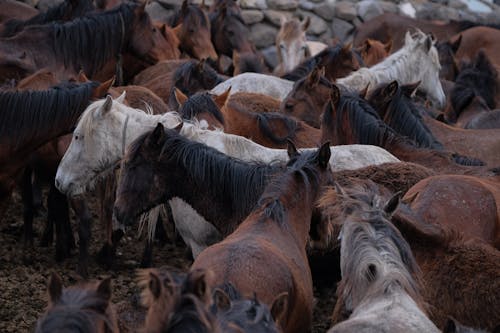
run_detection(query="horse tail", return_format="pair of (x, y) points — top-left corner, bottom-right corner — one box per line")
(256, 112), (298, 146)
(451, 153), (485, 166)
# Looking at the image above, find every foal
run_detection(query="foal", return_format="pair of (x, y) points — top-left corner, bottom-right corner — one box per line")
(323, 183), (439, 332)
(191, 142), (333, 333)
(35, 273), (118, 333)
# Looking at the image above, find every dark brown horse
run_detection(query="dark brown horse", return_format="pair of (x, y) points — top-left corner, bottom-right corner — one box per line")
(0, 2), (176, 83)
(192, 142), (332, 333)
(0, 0), (38, 24)
(232, 50), (269, 76)
(171, 0), (218, 61)
(436, 36), (462, 81)
(35, 273), (118, 333)
(403, 175), (500, 249)
(0, 0), (94, 38)
(174, 89), (226, 130)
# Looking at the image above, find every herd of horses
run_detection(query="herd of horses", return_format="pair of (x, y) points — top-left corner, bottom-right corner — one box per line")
(0, 0), (499, 332)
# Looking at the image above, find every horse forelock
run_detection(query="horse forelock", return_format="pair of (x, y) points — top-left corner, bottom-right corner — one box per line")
(278, 19), (305, 42)
(180, 92), (225, 125)
(166, 293), (218, 332)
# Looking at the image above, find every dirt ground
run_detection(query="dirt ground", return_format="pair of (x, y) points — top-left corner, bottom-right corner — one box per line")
(0, 189), (338, 333)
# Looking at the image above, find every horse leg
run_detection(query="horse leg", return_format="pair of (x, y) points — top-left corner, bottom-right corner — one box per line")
(48, 184), (73, 262)
(32, 170), (44, 216)
(96, 175), (120, 268)
(20, 166), (34, 246)
(140, 238), (154, 268)
(70, 197), (92, 278)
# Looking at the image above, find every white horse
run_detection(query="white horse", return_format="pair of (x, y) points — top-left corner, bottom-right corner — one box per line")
(337, 30), (446, 109)
(56, 94), (399, 257)
(323, 183), (439, 332)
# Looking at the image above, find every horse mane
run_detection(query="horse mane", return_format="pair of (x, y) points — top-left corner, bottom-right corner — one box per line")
(0, 81), (98, 148)
(256, 112), (299, 145)
(128, 128), (283, 216)
(170, 1), (209, 27)
(281, 45), (342, 81)
(1, 0), (94, 37)
(451, 50), (498, 113)
(335, 182), (424, 311)
(368, 83), (444, 150)
(179, 92), (225, 126)
(35, 286), (115, 333)
(256, 148), (327, 226)
(23, 3), (137, 77)
(172, 60), (224, 94)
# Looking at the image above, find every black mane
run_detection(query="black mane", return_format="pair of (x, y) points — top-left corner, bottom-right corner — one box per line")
(0, 81), (98, 149)
(172, 60), (224, 95)
(179, 92), (225, 126)
(1, 0), (94, 38)
(256, 112), (299, 145)
(282, 45), (342, 81)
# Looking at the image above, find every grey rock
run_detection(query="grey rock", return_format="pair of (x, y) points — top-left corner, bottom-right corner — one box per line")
(250, 23), (278, 48)
(264, 9), (292, 26)
(357, 0), (384, 21)
(157, 0), (182, 8)
(267, 0), (299, 10)
(190, 0), (214, 5)
(240, 0), (267, 10)
(241, 9), (265, 24)
(261, 45), (279, 70)
(331, 17), (354, 41)
(309, 0), (323, 3)
(313, 0), (336, 21)
(378, 1), (398, 13)
(448, 0), (467, 9)
(299, 0), (316, 11)
(297, 11), (328, 35)
(334, 1), (358, 21)
(146, 2), (171, 23)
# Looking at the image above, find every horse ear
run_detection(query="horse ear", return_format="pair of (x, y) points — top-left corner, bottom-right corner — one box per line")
(341, 42), (352, 53)
(443, 317), (458, 333)
(402, 81), (420, 97)
(181, 0), (188, 14)
(404, 31), (413, 46)
(187, 269), (212, 302)
(116, 91), (127, 104)
(424, 36), (432, 52)
(101, 95), (113, 114)
(384, 38), (393, 53)
(270, 292), (288, 325)
(148, 271), (162, 299)
(306, 66), (322, 88)
(173, 24), (182, 38)
(330, 85), (340, 107)
(213, 288), (231, 312)
(76, 70), (90, 83)
(48, 273), (63, 304)
(286, 139), (299, 159)
(162, 272), (175, 296)
(96, 277), (112, 302)
(173, 121), (184, 133)
(359, 83), (369, 99)
(385, 81), (399, 98)
(147, 123), (166, 148)
(363, 39), (371, 51)
(384, 191), (401, 215)
(301, 16), (311, 31)
(214, 87), (231, 109)
(174, 88), (188, 107)
(450, 35), (462, 54)
(197, 58), (206, 73)
(232, 50), (240, 65)
(93, 76), (115, 99)
(317, 142), (331, 169)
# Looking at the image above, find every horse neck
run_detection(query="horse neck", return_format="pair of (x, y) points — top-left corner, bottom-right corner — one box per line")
(455, 99), (488, 127)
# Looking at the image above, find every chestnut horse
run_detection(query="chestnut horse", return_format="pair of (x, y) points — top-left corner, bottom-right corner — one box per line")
(392, 206), (500, 330)
(323, 183), (439, 332)
(403, 175), (500, 249)
(0, 2), (175, 83)
(191, 142), (332, 333)
(171, 0), (218, 61)
(320, 84), (497, 176)
(0, 0), (94, 38)
(354, 38), (392, 67)
(35, 273), (118, 333)
(450, 27), (500, 73)
(175, 89), (226, 130)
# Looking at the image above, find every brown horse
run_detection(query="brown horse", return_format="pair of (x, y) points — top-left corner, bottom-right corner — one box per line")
(0, 0), (38, 24)
(450, 27), (500, 73)
(320, 84), (497, 176)
(403, 175), (500, 249)
(392, 207), (500, 330)
(174, 89), (226, 130)
(138, 268), (282, 333)
(436, 36), (462, 81)
(0, 0), (94, 38)
(232, 50), (269, 76)
(191, 142), (332, 333)
(0, 2), (176, 83)
(171, 0), (218, 61)
(354, 38), (392, 67)
(35, 273), (118, 333)
(353, 13), (478, 50)
(221, 88), (322, 148)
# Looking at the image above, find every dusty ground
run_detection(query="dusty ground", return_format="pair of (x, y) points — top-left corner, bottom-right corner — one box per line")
(0, 189), (337, 333)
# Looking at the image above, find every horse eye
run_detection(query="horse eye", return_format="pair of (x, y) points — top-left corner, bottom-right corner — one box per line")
(188, 28), (195, 33)
(280, 44), (286, 50)
(74, 135), (79, 140)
